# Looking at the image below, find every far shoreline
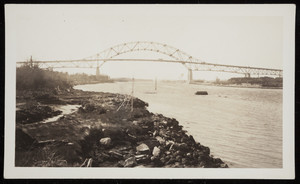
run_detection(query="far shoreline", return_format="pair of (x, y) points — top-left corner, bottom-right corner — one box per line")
(81, 79), (283, 90)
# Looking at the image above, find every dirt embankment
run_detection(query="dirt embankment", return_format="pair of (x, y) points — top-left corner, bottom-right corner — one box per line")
(16, 88), (228, 168)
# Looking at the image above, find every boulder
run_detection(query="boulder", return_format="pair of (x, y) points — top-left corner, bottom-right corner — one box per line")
(133, 98), (149, 108)
(99, 137), (111, 146)
(124, 157), (137, 167)
(136, 143), (150, 154)
(152, 146), (161, 157)
(195, 91), (208, 95)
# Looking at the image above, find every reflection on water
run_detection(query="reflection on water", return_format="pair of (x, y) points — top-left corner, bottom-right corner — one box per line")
(74, 81), (282, 168)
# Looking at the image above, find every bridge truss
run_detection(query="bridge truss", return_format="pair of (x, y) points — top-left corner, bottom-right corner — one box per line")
(17, 41), (283, 79)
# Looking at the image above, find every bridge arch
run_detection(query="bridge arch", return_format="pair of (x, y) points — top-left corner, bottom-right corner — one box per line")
(84, 41), (202, 66)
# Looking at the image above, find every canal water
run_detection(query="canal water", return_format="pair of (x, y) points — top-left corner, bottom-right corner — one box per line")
(74, 81), (282, 168)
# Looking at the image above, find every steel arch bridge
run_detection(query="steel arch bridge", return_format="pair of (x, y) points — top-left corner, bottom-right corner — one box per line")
(17, 41), (283, 82)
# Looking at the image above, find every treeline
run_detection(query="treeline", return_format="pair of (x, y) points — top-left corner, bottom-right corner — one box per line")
(16, 64), (112, 91)
(70, 73), (112, 85)
(16, 64), (72, 90)
(227, 77), (283, 87)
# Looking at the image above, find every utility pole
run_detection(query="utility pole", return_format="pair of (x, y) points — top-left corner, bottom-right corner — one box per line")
(29, 55), (33, 67)
(155, 77), (157, 92)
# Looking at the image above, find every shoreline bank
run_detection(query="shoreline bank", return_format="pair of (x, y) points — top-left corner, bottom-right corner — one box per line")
(16, 88), (228, 168)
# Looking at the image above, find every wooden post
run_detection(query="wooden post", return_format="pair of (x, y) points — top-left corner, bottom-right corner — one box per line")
(131, 77), (134, 112)
(30, 55), (33, 67)
(155, 77), (157, 92)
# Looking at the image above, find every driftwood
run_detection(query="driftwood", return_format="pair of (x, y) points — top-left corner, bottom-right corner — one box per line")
(86, 158), (93, 167)
(80, 158), (93, 167)
(80, 158), (88, 167)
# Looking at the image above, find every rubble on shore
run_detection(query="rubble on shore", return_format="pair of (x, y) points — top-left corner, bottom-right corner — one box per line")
(15, 88), (228, 168)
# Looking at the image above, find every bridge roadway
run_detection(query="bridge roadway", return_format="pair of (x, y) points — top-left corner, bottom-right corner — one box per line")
(17, 58), (283, 82)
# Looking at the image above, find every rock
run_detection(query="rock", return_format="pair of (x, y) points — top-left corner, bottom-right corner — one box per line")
(135, 154), (149, 163)
(165, 151), (171, 155)
(152, 146), (161, 157)
(220, 163), (229, 168)
(160, 157), (166, 164)
(15, 128), (37, 150)
(165, 155), (171, 161)
(99, 137), (111, 146)
(153, 130), (158, 137)
(124, 157), (137, 167)
(155, 136), (165, 145)
(137, 138), (160, 151)
(133, 98), (149, 108)
(117, 160), (125, 167)
(175, 155), (182, 162)
(84, 103), (95, 112)
(177, 143), (189, 151)
(169, 143), (175, 151)
(174, 162), (181, 168)
(166, 140), (175, 146)
(142, 125), (149, 129)
(166, 119), (179, 128)
(136, 143), (150, 154)
(182, 158), (187, 165)
(109, 150), (123, 158)
(132, 121), (138, 126)
(189, 135), (196, 144)
(180, 136), (189, 143)
(174, 150), (181, 156)
(166, 157), (175, 165)
(195, 91), (208, 95)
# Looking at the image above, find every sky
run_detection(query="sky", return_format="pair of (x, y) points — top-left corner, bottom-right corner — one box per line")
(7, 5), (284, 80)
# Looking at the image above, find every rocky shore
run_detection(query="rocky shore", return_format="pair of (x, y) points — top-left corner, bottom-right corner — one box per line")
(16, 88), (228, 168)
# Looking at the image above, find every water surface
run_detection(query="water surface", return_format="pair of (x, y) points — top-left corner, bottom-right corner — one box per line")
(75, 81), (282, 168)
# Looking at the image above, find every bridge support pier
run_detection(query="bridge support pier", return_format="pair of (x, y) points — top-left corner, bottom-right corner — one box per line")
(188, 69), (193, 83)
(96, 66), (100, 77)
(244, 73), (251, 78)
(96, 61), (101, 79)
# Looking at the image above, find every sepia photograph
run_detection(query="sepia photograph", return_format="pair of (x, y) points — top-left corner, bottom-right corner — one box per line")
(4, 4), (295, 179)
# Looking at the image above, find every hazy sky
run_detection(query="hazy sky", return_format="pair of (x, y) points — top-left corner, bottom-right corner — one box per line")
(7, 5), (284, 80)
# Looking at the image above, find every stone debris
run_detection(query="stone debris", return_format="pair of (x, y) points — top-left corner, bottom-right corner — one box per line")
(16, 88), (228, 168)
(99, 137), (111, 146)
